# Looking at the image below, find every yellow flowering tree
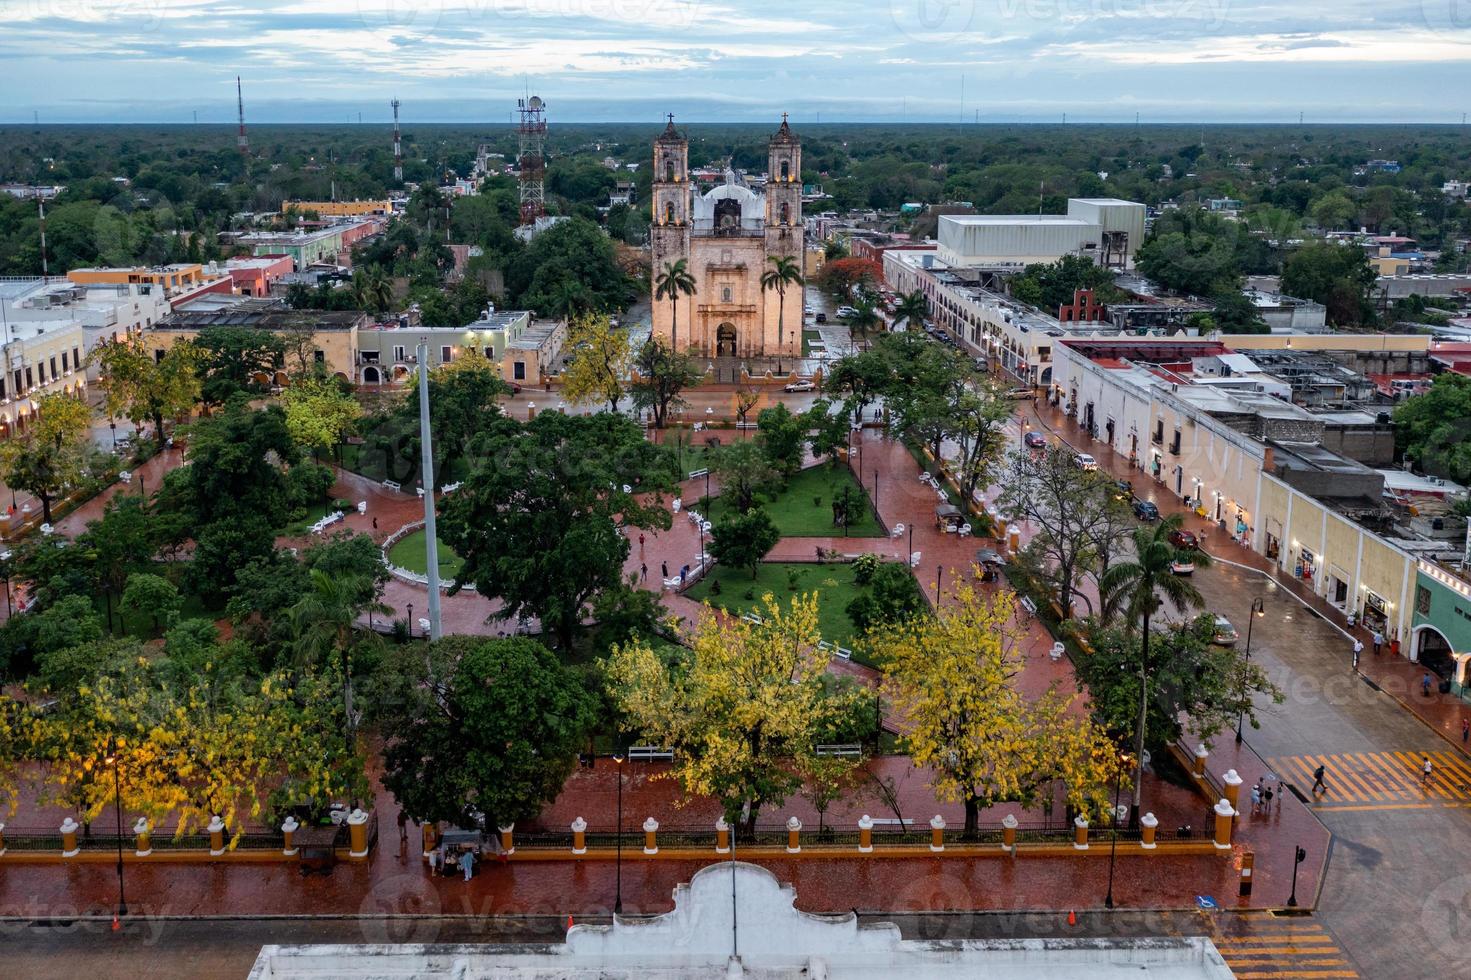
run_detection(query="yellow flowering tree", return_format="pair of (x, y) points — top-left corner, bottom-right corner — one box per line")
(872, 583), (1125, 838)
(560, 314), (632, 414)
(606, 593), (863, 838)
(281, 376), (359, 459)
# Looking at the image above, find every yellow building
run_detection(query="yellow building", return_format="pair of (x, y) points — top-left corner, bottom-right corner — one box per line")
(146, 301), (366, 384)
(285, 200), (391, 217)
(69, 264), (209, 292)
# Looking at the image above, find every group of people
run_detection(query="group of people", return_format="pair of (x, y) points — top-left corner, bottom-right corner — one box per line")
(1249, 773), (1281, 815)
(426, 842), (479, 880)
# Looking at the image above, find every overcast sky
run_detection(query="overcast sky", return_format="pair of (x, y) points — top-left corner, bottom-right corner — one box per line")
(2, 0), (1468, 123)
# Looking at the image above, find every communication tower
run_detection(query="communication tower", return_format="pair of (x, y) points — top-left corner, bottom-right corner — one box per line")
(236, 77), (249, 157)
(517, 95), (547, 225)
(391, 98), (403, 183)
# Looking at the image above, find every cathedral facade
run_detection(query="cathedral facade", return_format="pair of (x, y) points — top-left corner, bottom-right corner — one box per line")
(649, 115), (804, 359)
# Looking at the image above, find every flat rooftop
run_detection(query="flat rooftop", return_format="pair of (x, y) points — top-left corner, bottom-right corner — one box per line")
(942, 215), (1093, 226)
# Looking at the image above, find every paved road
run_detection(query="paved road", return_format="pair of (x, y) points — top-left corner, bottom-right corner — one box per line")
(1033, 400), (1471, 980)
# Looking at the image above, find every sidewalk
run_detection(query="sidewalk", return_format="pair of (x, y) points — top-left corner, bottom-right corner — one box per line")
(1025, 396), (1471, 761)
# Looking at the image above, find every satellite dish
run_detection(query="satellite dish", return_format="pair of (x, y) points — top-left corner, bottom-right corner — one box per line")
(528, 95), (544, 110)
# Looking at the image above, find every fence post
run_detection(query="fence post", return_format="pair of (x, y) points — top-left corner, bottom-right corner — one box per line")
(134, 817), (152, 857)
(786, 817), (802, 854)
(642, 817), (659, 855)
(1193, 743), (1210, 778)
(1139, 812), (1158, 850)
(1001, 814), (1018, 851)
(858, 814), (874, 853)
(281, 816), (299, 856)
(208, 815), (226, 856)
(571, 817), (587, 855)
(60, 817), (79, 857)
(499, 823), (515, 856)
(715, 816), (730, 855)
(1073, 815), (1089, 850)
(929, 815), (945, 852)
(1222, 770), (1243, 811)
(1212, 800), (1236, 850)
(347, 808), (370, 859)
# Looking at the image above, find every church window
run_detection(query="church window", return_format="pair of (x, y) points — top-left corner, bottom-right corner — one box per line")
(779, 202), (790, 224)
(722, 286), (733, 303)
(664, 201), (675, 224)
(780, 160), (790, 181)
(665, 160), (674, 182)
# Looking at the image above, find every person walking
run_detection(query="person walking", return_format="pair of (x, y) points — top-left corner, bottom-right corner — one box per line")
(1373, 629), (1384, 656)
(397, 810), (409, 855)
(639, 562), (648, 583)
(460, 848), (475, 882)
(372, 516), (379, 531)
(1352, 639), (1362, 672)
(1263, 783), (1274, 813)
(1422, 757), (1434, 788)
(1423, 672), (1434, 698)
(1250, 782), (1262, 816)
(661, 560), (668, 581)
(1312, 764), (1327, 795)
(1462, 719), (1468, 743)
(427, 843), (440, 875)
(638, 533), (645, 557)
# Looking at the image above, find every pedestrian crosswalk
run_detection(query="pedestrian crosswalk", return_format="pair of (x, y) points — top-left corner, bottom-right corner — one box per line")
(1210, 916), (1360, 978)
(1267, 750), (1471, 809)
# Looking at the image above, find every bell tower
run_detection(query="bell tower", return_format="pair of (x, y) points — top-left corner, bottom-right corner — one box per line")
(764, 113), (802, 259)
(651, 114), (690, 273)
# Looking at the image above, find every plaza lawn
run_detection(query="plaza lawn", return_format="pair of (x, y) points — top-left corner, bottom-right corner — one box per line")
(701, 463), (884, 538)
(387, 529), (465, 581)
(685, 561), (869, 653)
(282, 500), (335, 536)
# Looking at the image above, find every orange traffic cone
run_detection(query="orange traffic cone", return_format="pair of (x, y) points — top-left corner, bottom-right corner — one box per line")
(567, 914), (575, 930)
(1066, 910), (1077, 927)
(112, 915), (121, 932)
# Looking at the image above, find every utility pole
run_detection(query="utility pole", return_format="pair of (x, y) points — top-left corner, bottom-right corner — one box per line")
(417, 342), (443, 642)
(37, 200), (48, 277)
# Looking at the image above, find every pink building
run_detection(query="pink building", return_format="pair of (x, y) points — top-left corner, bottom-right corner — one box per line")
(225, 254), (294, 297)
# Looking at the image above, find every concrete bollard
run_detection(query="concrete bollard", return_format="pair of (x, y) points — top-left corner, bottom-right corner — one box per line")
(1222, 770), (1243, 811)
(1139, 812), (1158, 849)
(786, 817), (802, 854)
(1193, 744), (1210, 778)
(642, 817), (659, 855)
(347, 808), (369, 859)
(421, 821), (437, 859)
(281, 816), (300, 856)
(1001, 813), (1018, 851)
(527, 402), (537, 420)
(208, 815), (226, 856)
(715, 817), (730, 854)
(929, 815), (945, 852)
(1239, 850), (1255, 897)
(1073, 815), (1089, 850)
(134, 817), (152, 857)
(571, 817), (587, 855)
(1213, 799), (1236, 850)
(1008, 526), (1021, 554)
(60, 817), (80, 857)
(858, 814), (874, 853)
(499, 823), (515, 856)
(0, 821), (6, 857)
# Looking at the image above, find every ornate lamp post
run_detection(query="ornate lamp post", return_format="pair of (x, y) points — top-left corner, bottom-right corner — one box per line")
(613, 750), (625, 915)
(104, 737), (127, 924)
(1104, 753), (1132, 909)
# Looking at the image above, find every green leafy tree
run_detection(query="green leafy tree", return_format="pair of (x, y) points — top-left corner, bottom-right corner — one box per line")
(90, 337), (201, 449)
(1394, 374), (1471, 483)
(831, 482), (868, 535)
(629, 338), (703, 429)
(654, 258), (698, 351)
(841, 298), (884, 348)
(122, 572), (182, 636)
(846, 562), (925, 634)
(508, 217), (631, 316)
(756, 402), (806, 481)
(373, 635), (596, 829)
(890, 290), (928, 330)
(1008, 255), (1122, 313)
(0, 392), (91, 524)
(712, 439), (774, 514)
(708, 508), (780, 579)
(826, 347), (891, 423)
(805, 399), (850, 466)
(439, 411), (672, 649)
(1281, 242), (1378, 327)
(193, 327), (286, 407)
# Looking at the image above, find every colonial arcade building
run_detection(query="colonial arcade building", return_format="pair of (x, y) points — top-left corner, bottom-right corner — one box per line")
(649, 115), (804, 359)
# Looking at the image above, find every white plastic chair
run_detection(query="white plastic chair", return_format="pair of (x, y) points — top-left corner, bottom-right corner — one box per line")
(891, 522), (906, 539)
(672, 499), (682, 513)
(909, 551), (922, 568)
(959, 523), (972, 537)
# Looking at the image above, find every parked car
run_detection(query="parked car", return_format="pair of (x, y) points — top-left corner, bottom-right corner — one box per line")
(815, 312), (827, 323)
(1133, 499), (1160, 521)
(1168, 529), (1198, 550)
(836, 305), (857, 318)
(506, 382), (522, 395)
(1212, 615), (1239, 645)
(1171, 553), (1196, 575)
(1005, 386), (1036, 400)
(1073, 452), (1098, 471)
(783, 379), (816, 393)
(1111, 479), (1133, 502)
(1023, 431), (1047, 449)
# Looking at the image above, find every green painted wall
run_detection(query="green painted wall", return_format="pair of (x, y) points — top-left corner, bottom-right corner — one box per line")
(1412, 570), (1471, 652)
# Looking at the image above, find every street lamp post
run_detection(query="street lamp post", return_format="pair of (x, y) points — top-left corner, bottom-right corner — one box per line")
(1287, 844), (1307, 907)
(613, 750), (625, 915)
(907, 523), (913, 563)
(936, 564), (943, 599)
(1104, 755), (1130, 909)
(872, 471), (879, 517)
(1236, 597), (1266, 744)
(407, 602), (414, 639)
(104, 737), (127, 923)
(109, 419), (116, 450)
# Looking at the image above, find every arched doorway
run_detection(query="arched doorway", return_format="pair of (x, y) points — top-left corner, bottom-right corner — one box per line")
(273, 371), (290, 387)
(716, 323), (737, 357)
(1415, 625), (1455, 679)
(392, 365), (411, 382)
(362, 366), (382, 385)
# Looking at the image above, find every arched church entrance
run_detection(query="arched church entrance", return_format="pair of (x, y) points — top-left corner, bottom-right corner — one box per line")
(716, 323), (738, 357)
(1415, 624), (1456, 680)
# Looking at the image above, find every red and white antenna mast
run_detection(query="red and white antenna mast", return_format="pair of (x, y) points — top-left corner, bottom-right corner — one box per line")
(516, 94), (547, 225)
(236, 76), (249, 157)
(391, 98), (403, 183)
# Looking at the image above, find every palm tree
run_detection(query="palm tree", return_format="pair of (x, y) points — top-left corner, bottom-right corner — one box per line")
(841, 299), (884, 349)
(352, 266), (393, 315)
(654, 259), (697, 351)
(287, 569), (390, 763)
(891, 290), (928, 331)
(1098, 514), (1212, 819)
(761, 254), (804, 372)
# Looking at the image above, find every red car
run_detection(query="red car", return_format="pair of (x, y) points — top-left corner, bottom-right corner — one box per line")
(1168, 529), (1198, 550)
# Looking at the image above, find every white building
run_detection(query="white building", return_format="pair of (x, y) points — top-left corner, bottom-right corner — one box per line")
(1243, 289), (1328, 333)
(247, 862), (1233, 979)
(937, 198), (1146, 269)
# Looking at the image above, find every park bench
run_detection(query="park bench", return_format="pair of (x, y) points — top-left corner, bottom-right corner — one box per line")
(627, 746), (674, 762)
(381, 479), (402, 492)
(688, 468), (709, 481)
(816, 743), (863, 758)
